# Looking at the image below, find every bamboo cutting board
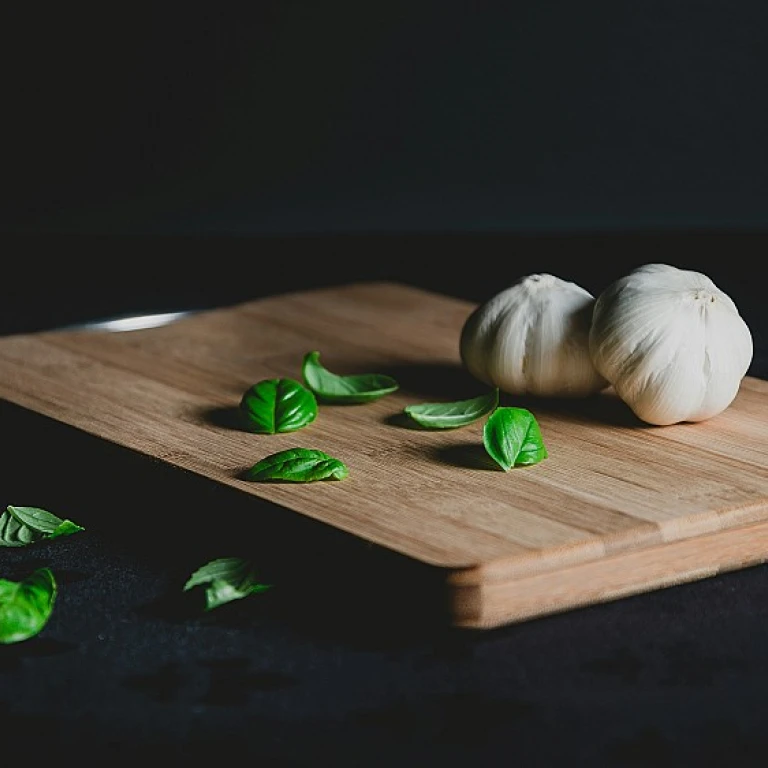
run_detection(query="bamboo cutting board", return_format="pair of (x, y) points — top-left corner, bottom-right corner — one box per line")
(1, 280), (767, 629)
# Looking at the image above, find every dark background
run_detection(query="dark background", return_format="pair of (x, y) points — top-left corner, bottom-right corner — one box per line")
(3, 2), (768, 765)
(4, 0), (768, 324)
(6, 1), (768, 236)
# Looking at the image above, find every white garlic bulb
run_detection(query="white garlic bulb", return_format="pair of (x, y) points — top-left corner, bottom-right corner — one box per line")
(589, 263), (753, 426)
(459, 273), (608, 397)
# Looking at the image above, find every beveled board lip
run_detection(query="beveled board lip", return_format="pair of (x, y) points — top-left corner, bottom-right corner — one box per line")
(447, 515), (768, 629)
(443, 495), (768, 587)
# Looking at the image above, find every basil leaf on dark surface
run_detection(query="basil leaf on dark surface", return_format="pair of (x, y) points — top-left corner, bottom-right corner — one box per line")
(239, 378), (317, 434)
(404, 388), (499, 429)
(483, 407), (548, 470)
(0, 505), (84, 547)
(246, 447), (349, 482)
(47, 520), (84, 539)
(0, 568), (57, 644)
(183, 557), (272, 611)
(302, 351), (399, 403)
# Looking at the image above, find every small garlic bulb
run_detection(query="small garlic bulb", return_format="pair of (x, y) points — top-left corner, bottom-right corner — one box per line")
(589, 263), (753, 426)
(459, 273), (608, 397)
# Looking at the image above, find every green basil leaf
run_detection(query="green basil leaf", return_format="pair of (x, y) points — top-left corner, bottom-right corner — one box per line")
(302, 351), (399, 403)
(239, 378), (318, 434)
(0, 567), (57, 644)
(183, 557), (272, 611)
(48, 520), (85, 540)
(0, 506), (84, 548)
(404, 388), (499, 429)
(483, 407), (548, 470)
(246, 447), (349, 482)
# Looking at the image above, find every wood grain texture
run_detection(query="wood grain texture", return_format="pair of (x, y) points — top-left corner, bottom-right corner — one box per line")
(0, 280), (766, 628)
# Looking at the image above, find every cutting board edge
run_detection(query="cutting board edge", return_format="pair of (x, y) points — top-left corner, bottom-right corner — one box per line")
(442, 497), (768, 586)
(448, 515), (768, 629)
(2, 280), (767, 635)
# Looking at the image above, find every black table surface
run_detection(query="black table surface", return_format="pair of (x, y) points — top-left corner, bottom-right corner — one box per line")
(2, 233), (767, 766)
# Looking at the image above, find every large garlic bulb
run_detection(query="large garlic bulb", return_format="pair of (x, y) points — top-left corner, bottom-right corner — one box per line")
(589, 263), (753, 426)
(459, 273), (608, 397)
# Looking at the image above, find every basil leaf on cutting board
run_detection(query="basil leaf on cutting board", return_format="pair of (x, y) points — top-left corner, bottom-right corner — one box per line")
(246, 447), (349, 482)
(0, 505), (84, 547)
(302, 351), (399, 403)
(483, 407), (548, 470)
(404, 388), (499, 429)
(239, 378), (318, 434)
(0, 567), (57, 644)
(183, 557), (272, 611)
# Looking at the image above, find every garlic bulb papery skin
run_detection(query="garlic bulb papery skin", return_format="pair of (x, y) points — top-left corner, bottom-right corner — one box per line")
(459, 273), (608, 397)
(589, 263), (753, 426)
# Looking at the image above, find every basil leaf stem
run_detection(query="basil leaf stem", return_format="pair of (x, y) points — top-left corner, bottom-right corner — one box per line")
(0, 568), (57, 644)
(483, 407), (548, 470)
(0, 506), (84, 548)
(302, 351), (398, 403)
(246, 447), (349, 482)
(183, 557), (272, 611)
(404, 388), (499, 429)
(239, 378), (317, 434)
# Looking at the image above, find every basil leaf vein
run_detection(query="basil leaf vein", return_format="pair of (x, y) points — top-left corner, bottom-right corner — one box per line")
(0, 506), (84, 548)
(0, 568), (57, 644)
(302, 351), (398, 403)
(239, 378), (317, 434)
(483, 407), (548, 470)
(404, 388), (499, 429)
(246, 447), (349, 482)
(183, 557), (272, 611)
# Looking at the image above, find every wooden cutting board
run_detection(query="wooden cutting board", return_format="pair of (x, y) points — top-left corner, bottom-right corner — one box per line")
(1, 280), (767, 629)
